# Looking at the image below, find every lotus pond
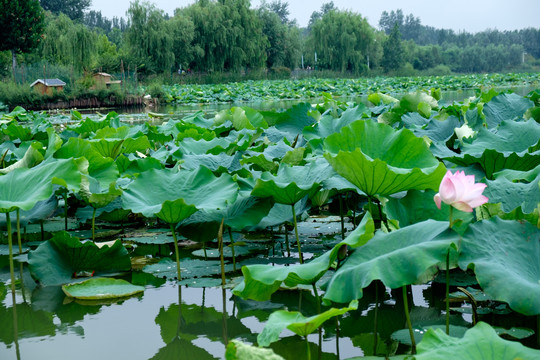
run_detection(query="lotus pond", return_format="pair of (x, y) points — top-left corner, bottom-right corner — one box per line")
(0, 86), (540, 360)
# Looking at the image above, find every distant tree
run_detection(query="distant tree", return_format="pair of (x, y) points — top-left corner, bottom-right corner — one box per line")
(182, 0), (266, 72)
(379, 9), (404, 34)
(39, 13), (97, 72)
(0, 0), (46, 74)
(125, 0), (174, 74)
(307, 1), (336, 30)
(40, 0), (91, 21)
(382, 24), (404, 72)
(309, 9), (374, 73)
(260, 0), (290, 24)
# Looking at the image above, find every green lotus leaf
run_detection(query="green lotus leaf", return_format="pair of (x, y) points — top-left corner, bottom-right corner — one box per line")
(385, 189), (474, 232)
(408, 115), (461, 143)
(69, 116), (112, 136)
(261, 103), (315, 141)
(4, 122), (32, 141)
(458, 217), (540, 315)
(233, 213), (374, 301)
(251, 159), (334, 205)
(447, 119), (540, 179)
(0, 158), (83, 213)
(493, 165), (540, 182)
(226, 340), (285, 360)
(400, 91), (438, 117)
(180, 153), (242, 174)
(303, 105), (370, 142)
(80, 180), (123, 209)
(122, 166), (238, 224)
(483, 172), (540, 214)
(391, 325), (468, 346)
(324, 120), (446, 197)
(179, 195), (274, 242)
(174, 137), (231, 156)
(483, 92), (534, 128)
(368, 92), (399, 106)
(0, 142), (43, 174)
(257, 300), (358, 347)
(323, 220), (459, 304)
(28, 231), (131, 286)
(215, 106), (268, 130)
(415, 322), (540, 360)
(116, 155), (163, 176)
(475, 202), (539, 226)
(0, 193), (57, 228)
(62, 278), (144, 300)
(55, 137), (119, 187)
(251, 198), (310, 230)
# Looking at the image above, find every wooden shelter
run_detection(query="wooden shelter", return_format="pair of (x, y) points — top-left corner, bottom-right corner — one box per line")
(30, 79), (66, 95)
(92, 72), (121, 89)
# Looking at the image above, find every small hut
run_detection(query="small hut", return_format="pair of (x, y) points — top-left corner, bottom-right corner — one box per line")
(30, 79), (66, 95)
(92, 72), (121, 89)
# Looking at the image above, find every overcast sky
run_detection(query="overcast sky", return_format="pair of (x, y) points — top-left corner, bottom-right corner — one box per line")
(90, 0), (540, 33)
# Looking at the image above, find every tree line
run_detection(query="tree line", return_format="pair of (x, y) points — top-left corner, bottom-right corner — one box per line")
(1, 0), (539, 83)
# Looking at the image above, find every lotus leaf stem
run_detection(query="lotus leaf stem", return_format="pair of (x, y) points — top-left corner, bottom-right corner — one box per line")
(312, 283), (321, 314)
(374, 282), (379, 355)
(6, 212), (15, 296)
(91, 208), (97, 242)
(221, 286), (229, 345)
(291, 204), (303, 264)
(228, 227), (236, 271)
(63, 192), (68, 231)
(16, 209), (22, 254)
(339, 195), (345, 240)
(169, 223), (182, 281)
(305, 336), (311, 360)
(218, 219), (226, 286)
(284, 226), (290, 257)
(457, 287), (478, 326)
(335, 316), (340, 359)
(402, 285), (416, 354)
(446, 207), (454, 334)
(446, 249), (450, 335)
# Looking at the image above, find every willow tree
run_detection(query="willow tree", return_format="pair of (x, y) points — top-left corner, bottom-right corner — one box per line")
(257, 2), (301, 69)
(39, 13), (97, 72)
(182, 0), (266, 72)
(125, 0), (174, 74)
(309, 9), (374, 73)
(0, 0), (45, 75)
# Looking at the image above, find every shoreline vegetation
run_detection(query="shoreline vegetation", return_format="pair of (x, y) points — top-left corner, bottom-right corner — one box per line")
(1, 71), (539, 112)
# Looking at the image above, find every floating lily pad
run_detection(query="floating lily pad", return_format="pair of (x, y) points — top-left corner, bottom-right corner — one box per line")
(62, 278), (144, 300)
(143, 257), (234, 280)
(192, 246), (251, 259)
(123, 232), (177, 244)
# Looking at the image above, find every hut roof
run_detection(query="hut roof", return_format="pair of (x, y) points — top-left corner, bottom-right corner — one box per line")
(30, 79), (66, 87)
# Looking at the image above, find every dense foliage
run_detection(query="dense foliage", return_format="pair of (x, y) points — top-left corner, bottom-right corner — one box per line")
(1, 0), (539, 87)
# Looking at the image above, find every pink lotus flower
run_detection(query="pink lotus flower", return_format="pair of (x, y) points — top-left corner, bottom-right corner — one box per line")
(434, 171), (488, 212)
